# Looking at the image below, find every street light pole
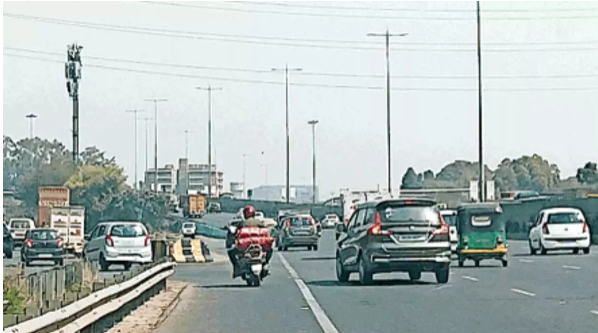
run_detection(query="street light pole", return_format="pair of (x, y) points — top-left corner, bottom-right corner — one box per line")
(25, 114), (38, 139)
(307, 120), (319, 204)
(196, 86), (222, 201)
(242, 153), (248, 199)
(272, 64), (302, 203)
(141, 117), (153, 185)
(476, 1), (485, 202)
(145, 99), (167, 194)
(368, 29), (408, 195)
(126, 109), (145, 191)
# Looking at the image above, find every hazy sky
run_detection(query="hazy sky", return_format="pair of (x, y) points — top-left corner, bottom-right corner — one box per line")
(3, 1), (598, 197)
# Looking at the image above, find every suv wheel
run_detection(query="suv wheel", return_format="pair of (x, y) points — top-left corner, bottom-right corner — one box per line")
(336, 254), (349, 283)
(358, 254), (373, 285)
(408, 270), (422, 281)
(435, 267), (450, 284)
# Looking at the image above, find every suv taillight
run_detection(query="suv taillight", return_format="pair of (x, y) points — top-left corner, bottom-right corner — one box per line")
(57, 239), (63, 248)
(106, 235), (114, 247)
(285, 220), (291, 228)
(25, 239), (33, 248)
(368, 212), (392, 236)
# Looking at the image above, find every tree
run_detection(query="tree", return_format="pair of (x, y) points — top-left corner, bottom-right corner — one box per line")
(401, 167), (422, 189)
(423, 170), (435, 181)
(436, 160), (492, 188)
(493, 154), (560, 192)
(576, 162), (598, 185)
(79, 146), (117, 167)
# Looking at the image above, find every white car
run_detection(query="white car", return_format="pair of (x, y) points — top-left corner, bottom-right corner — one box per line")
(181, 222), (196, 238)
(255, 211), (265, 219)
(9, 218), (36, 246)
(84, 221), (152, 271)
(440, 210), (459, 252)
(321, 214), (340, 228)
(528, 207), (591, 255)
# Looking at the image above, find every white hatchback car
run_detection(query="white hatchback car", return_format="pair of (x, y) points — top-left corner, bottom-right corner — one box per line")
(84, 221), (152, 271)
(321, 214), (340, 228)
(528, 208), (591, 255)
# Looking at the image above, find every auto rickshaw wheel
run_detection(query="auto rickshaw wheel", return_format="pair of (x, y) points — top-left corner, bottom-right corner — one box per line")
(457, 255), (464, 267)
(474, 260), (480, 267)
(501, 259), (508, 267)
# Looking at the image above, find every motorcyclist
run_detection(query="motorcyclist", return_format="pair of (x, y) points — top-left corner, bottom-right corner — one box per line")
(227, 205), (275, 278)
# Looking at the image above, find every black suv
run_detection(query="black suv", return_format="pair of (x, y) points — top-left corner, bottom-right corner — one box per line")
(335, 198), (451, 285)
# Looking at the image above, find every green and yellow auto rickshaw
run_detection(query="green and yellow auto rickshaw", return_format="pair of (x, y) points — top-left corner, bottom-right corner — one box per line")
(456, 203), (508, 267)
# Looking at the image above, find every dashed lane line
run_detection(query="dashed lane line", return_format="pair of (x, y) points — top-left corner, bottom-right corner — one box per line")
(461, 275), (479, 282)
(562, 265), (581, 270)
(511, 288), (536, 297)
(278, 253), (340, 333)
(591, 310), (598, 316)
(518, 259), (534, 263)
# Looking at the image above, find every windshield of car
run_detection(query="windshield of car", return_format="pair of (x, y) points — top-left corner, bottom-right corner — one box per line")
(547, 212), (584, 224)
(10, 220), (31, 229)
(379, 206), (440, 225)
(290, 217), (313, 227)
(30, 230), (59, 240)
(110, 224), (147, 237)
(442, 214), (457, 226)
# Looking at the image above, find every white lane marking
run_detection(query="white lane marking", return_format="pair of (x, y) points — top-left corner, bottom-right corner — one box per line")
(461, 275), (479, 282)
(591, 310), (598, 316)
(562, 265), (581, 270)
(518, 259), (534, 263)
(278, 253), (340, 333)
(511, 288), (536, 297)
(434, 284), (452, 291)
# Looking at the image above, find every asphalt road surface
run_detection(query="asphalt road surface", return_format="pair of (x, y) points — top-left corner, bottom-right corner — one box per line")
(157, 229), (598, 333)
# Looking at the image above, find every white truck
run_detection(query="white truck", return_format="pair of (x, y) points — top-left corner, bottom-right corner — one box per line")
(50, 206), (85, 257)
(340, 190), (393, 224)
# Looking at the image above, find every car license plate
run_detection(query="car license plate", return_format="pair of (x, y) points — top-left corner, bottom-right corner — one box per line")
(399, 235), (425, 241)
(39, 254), (52, 258)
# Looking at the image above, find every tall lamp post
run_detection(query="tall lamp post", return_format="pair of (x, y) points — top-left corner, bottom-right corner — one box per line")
(196, 86), (222, 201)
(476, 1), (486, 202)
(126, 109), (145, 190)
(367, 29), (408, 194)
(145, 98), (167, 193)
(272, 64), (302, 203)
(307, 120), (319, 203)
(25, 113), (38, 139)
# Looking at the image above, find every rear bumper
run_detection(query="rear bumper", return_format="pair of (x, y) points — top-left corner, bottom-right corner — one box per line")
(281, 235), (318, 246)
(23, 249), (65, 260)
(105, 248), (153, 263)
(366, 243), (451, 273)
(542, 237), (590, 250)
(459, 244), (508, 259)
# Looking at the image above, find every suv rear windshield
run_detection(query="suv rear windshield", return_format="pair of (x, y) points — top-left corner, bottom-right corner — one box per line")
(378, 204), (440, 225)
(110, 224), (147, 237)
(31, 230), (59, 240)
(182, 223), (195, 228)
(290, 217), (313, 227)
(548, 212), (584, 224)
(10, 220), (31, 229)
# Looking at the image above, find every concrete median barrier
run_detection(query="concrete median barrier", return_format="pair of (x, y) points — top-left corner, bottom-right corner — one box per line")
(169, 238), (213, 263)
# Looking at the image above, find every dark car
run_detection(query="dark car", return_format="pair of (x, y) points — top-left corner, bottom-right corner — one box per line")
(3, 223), (13, 259)
(21, 228), (65, 266)
(335, 198), (451, 285)
(277, 215), (319, 251)
(208, 202), (222, 213)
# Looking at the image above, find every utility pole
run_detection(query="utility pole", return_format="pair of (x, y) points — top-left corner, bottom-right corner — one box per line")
(65, 43), (83, 163)
(141, 117), (153, 185)
(25, 114), (38, 139)
(126, 109), (145, 190)
(144, 99), (167, 194)
(476, 1), (485, 202)
(307, 120), (319, 204)
(242, 153), (248, 199)
(196, 86), (222, 202)
(368, 29), (408, 194)
(272, 64), (302, 203)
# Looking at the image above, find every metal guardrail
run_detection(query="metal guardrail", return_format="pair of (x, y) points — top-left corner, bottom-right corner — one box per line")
(3, 261), (176, 333)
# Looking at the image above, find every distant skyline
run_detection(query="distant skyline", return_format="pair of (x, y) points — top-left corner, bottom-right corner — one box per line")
(3, 1), (597, 196)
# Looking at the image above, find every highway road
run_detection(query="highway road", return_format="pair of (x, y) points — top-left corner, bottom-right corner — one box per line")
(157, 216), (598, 333)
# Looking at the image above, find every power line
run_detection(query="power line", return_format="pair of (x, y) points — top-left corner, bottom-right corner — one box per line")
(141, 1), (598, 20)
(235, 1), (598, 14)
(5, 52), (598, 92)
(5, 14), (598, 53)
(6, 46), (598, 80)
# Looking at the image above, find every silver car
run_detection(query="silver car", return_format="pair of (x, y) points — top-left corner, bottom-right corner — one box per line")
(84, 221), (152, 271)
(277, 215), (319, 251)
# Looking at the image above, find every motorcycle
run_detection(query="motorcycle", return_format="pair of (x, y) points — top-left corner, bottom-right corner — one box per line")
(223, 223), (272, 287)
